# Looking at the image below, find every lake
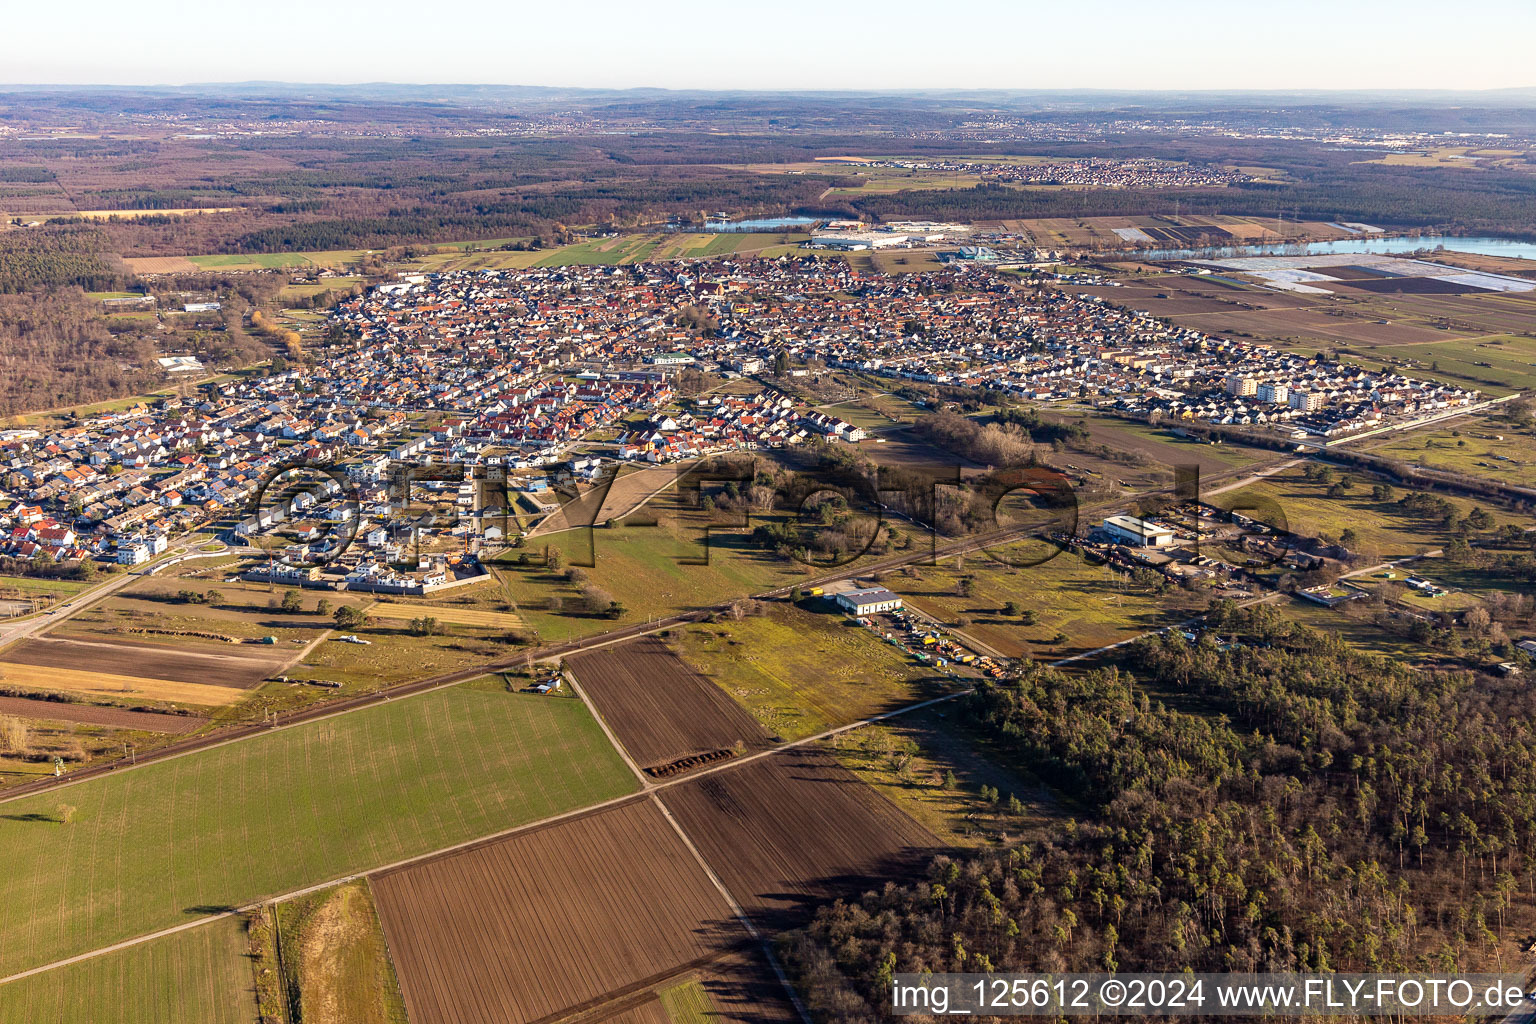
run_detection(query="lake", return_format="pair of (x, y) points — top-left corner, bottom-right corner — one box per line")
(1133, 234), (1536, 262)
(703, 215), (821, 232)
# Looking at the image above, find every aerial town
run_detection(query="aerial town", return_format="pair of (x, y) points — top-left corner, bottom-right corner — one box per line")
(0, 258), (1484, 587)
(5, 17), (1536, 1023)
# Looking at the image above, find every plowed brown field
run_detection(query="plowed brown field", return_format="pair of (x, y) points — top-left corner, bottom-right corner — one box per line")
(372, 799), (746, 1024)
(0, 695), (204, 734)
(662, 749), (940, 930)
(568, 637), (769, 770)
(1, 634), (284, 689)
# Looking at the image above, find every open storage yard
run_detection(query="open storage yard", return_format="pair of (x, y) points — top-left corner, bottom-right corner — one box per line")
(568, 636), (771, 771)
(372, 799), (744, 1024)
(0, 686), (635, 978)
(661, 749), (939, 930)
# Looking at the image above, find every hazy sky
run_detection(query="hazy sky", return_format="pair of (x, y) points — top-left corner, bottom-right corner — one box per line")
(8, 0), (1535, 92)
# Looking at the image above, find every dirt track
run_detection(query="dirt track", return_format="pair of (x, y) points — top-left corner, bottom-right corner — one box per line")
(568, 637), (769, 769)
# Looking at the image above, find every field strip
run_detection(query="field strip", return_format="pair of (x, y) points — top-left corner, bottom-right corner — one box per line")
(366, 602), (523, 628)
(0, 615), (697, 808)
(0, 663), (247, 706)
(0, 696), (204, 734)
(650, 793), (812, 1024)
(0, 540), (212, 654)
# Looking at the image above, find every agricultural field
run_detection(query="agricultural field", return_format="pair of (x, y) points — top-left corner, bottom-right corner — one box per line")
(0, 698), (204, 788)
(275, 881), (408, 1024)
(1361, 418), (1536, 488)
(401, 232), (807, 273)
(65, 575), (333, 643)
(999, 214), (1346, 249)
(0, 686), (635, 977)
(568, 636), (770, 770)
(494, 511), (827, 643)
(126, 234), (538, 276)
(0, 694), (204, 734)
(279, 275), (364, 300)
(3, 633), (287, 690)
(1211, 463), (1528, 560)
(291, 621), (509, 691)
(1076, 266), (1536, 394)
(365, 599), (523, 630)
(0, 915), (257, 1024)
(0, 659), (248, 707)
(887, 546), (1206, 661)
(562, 949), (797, 1024)
(870, 249), (945, 274)
(856, 422), (991, 473)
(1043, 408), (1273, 482)
(661, 749), (939, 930)
(371, 799), (743, 1024)
(670, 601), (953, 742)
(1379, 333), (1536, 395)
(0, 574), (91, 599)
(1356, 146), (1536, 171)
(530, 463), (686, 536)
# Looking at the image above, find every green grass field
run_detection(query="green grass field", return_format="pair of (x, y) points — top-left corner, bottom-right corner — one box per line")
(1382, 334), (1536, 395)
(499, 499), (867, 641)
(0, 574), (92, 597)
(1362, 421), (1536, 487)
(1212, 464), (1526, 560)
(670, 601), (951, 741)
(188, 252), (312, 270)
(0, 915), (256, 1024)
(887, 546), (1205, 661)
(296, 624), (509, 690)
(0, 687), (635, 977)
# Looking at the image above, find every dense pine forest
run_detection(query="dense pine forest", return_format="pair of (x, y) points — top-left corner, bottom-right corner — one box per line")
(783, 605), (1536, 1021)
